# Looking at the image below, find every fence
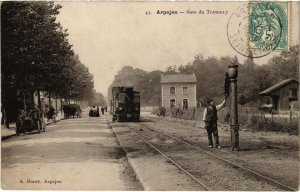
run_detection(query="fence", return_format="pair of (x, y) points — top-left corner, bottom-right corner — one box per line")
(155, 106), (299, 135)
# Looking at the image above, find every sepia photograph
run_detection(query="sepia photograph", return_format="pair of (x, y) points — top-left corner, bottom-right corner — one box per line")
(1, 1), (299, 191)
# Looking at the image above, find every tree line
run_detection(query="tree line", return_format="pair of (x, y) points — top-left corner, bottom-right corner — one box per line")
(109, 45), (299, 107)
(1, 2), (95, 124)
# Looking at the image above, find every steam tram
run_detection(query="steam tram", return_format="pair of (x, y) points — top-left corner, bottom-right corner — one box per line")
(110, 86), (140, 122)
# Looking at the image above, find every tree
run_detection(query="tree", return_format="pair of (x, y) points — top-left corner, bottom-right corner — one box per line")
(2, 2), (66, 126)
(165, 65), (178, 74)
(108, 66), (163, 106)
(107, 45), (299, 109)
(143, 70), (162, 106)
(90, 92), (106, 106)
(1, 1), (95, 126)
(244, 50), (255, 70)
(178, 63), (194, 74)
(267, 45), (299, 81)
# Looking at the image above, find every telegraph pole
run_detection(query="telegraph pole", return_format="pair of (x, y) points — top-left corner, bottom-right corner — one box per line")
(228, 60), (240, 151)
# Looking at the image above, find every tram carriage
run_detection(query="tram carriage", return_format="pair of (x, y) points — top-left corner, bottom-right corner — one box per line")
(110, 86), (140, 122)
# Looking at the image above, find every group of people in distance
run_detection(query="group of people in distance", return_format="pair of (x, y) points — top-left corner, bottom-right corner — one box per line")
(89, 105), (108, 117)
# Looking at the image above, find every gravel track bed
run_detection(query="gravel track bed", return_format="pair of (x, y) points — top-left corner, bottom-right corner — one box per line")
(110, 123), (208, 190)
(126, 121), (294, 191)
(139, 116), (299, 189)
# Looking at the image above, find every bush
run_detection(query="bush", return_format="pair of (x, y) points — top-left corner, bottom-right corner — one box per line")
(240, 114), (299, 135)
(159, 106), (299, 135)
(181, 106), (299, 135)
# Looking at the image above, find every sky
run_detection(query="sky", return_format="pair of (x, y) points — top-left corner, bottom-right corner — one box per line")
(56, 2), (299, 96)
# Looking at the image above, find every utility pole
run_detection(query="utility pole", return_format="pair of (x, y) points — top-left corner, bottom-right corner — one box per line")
(228, 59), (240, 151)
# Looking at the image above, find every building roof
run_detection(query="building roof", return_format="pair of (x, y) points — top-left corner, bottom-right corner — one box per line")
(161, 74), (197, 84)
(259, 78), (299, 96)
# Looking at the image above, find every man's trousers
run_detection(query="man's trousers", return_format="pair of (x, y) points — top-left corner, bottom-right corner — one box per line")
(205, 121), (220, 147)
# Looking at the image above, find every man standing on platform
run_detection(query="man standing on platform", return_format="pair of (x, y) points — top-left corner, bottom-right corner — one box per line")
(202, 98), (226, 149)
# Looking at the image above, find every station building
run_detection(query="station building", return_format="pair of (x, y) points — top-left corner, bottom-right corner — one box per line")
(161, 74), (197, 109)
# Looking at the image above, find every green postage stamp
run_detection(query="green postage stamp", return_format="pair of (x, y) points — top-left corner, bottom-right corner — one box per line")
(249, 2), (288, 51)
(227, 1), (289, 58)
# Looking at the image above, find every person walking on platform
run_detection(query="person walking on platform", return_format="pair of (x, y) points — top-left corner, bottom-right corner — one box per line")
(101, 106), (104, 115)
(202, 98), (226, 149)
(96, 106), (100, 117)
(89, 106), (98, 117)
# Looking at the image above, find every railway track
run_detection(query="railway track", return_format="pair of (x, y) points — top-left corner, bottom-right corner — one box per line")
(107, 115), (297, 191)
(106, 119), (210, 190)
(127, 124), (211, 190)
(138, 121), (297, 191)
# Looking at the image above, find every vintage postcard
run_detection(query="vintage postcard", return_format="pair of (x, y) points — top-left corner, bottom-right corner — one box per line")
(1, 1), (299, 191)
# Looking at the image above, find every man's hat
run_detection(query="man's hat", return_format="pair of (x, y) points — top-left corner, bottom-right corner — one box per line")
(206, 98), (213, 104)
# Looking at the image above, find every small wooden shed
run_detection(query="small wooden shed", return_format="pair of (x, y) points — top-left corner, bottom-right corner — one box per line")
(259, 79), (299, 113)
